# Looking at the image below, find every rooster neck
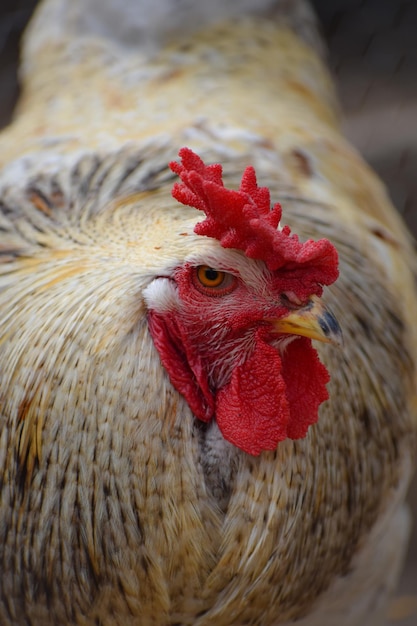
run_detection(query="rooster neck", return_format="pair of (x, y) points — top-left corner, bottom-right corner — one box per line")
(24, 0), (323, 55)
(0, 0), (337, 174)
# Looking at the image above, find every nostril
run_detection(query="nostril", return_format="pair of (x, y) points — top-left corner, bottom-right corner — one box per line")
(281, 291), (305, 307)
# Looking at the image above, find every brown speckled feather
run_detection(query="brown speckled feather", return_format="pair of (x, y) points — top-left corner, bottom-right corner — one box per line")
(0, 1), (417, 625)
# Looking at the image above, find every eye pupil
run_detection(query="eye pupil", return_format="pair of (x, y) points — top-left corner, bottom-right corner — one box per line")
(193, 265), (237, 295)
(205, 268), (219, 282)
(195, 265), (228, 289)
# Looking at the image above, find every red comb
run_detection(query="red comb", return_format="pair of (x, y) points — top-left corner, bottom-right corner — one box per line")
(170, 148), (338, 295)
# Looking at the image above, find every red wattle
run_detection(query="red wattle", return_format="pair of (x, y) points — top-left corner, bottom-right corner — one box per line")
(147, 311), (214, 421)
(215, 336), (329, 454)
(215, 335), (290, 455)
(281, 337), (330, 439)
(148, 313), (330, 456)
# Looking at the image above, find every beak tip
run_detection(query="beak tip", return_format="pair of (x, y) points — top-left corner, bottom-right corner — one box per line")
(272, 296), (343, 347)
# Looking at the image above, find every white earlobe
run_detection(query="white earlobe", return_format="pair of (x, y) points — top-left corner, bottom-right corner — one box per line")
(143, 277), (181, 313)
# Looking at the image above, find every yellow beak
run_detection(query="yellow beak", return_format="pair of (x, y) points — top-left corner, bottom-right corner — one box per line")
(272, 295), (343, 347)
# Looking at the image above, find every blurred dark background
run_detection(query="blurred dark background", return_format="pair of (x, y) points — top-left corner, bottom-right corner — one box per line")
(0, 0), (416, 622)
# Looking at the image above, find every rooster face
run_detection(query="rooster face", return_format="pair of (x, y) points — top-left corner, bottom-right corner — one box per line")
(141, 148), (341, 455)
(144, 242), (341, 456)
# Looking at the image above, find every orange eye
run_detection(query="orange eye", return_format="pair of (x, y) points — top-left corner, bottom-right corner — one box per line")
(193, 266), (237, 295)
(197, 266), (226, 287)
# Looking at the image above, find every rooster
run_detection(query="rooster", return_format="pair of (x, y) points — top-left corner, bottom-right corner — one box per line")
(0, 0), (416, 625)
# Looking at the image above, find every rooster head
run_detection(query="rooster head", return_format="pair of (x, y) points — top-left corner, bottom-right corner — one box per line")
(145, 148), (341, 455)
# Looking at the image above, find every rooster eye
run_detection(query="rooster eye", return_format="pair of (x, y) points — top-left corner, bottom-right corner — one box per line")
(197, 266), (225, 287)
(193, 266), (237, 295)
